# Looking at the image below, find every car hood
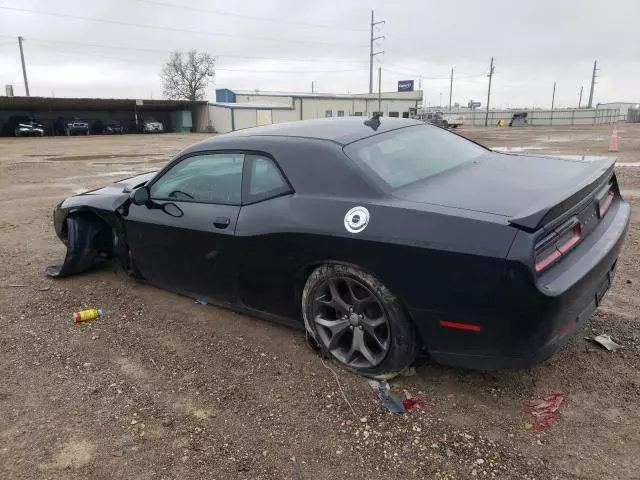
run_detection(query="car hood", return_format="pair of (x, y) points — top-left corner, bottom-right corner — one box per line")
(392, 151), (615, 219)
(83, 171), (158, 196)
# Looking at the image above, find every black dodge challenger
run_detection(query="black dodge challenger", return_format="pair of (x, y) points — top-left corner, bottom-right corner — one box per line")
(49, 117), (630, 378)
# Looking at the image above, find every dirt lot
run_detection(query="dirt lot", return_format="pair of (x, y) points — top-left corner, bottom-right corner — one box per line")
(0, 124), (639, 480)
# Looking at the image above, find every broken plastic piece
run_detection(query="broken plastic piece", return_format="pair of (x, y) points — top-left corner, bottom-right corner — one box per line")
(403, 390), (430, 412)
(46, 215), (112, 277)
(591, 334), (622, 351)
(524, 392), (564, 432)
(367, 380), (405, 413)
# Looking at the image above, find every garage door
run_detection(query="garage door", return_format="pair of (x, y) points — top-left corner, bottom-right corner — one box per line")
(256, 110), (272, 126)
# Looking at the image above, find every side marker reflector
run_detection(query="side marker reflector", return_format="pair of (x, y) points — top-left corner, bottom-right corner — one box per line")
(439, 320), (481, 332)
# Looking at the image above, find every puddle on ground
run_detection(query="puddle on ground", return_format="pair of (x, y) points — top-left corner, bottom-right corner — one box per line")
(535, 135), (605, 143)
(42, 153), (166, 162)
(540, 154), (614, 162)
(492, 146), (546, 152)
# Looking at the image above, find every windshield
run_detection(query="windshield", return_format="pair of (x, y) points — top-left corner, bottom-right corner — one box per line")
(344, 125), (487, 190)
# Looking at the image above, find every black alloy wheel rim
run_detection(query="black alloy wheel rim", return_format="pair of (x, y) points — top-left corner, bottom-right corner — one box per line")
(311, 277), (390, 368)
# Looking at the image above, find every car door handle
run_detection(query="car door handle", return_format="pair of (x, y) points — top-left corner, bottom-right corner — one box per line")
(213, 216), (231, 229)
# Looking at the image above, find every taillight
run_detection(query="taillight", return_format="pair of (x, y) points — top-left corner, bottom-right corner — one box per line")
(597, 184), (615, 218)
(534, 219), (582, 272)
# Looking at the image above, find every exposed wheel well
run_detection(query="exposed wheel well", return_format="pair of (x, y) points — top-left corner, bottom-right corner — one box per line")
(63, 211), (114, 258)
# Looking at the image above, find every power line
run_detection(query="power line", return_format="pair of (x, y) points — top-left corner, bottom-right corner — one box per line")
(24, 42), (367, 73)
(23, 37), (366, 65)
(0, 6), (368, 49)
(130, 0), (367, 32)
(382, 67), (484, 80)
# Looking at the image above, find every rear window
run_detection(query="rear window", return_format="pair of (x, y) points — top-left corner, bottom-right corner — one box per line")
(344, 125), (486, 189)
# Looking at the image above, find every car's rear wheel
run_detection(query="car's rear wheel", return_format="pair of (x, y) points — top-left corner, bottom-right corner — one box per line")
(302, 264), (420, 378)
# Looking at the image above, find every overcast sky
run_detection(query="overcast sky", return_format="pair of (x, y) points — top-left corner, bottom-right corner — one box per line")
(0, 0), (638, 107)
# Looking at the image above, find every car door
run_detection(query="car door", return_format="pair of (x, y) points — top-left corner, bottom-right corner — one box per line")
(235, 154), (297, 318)
(123, 152), (244, 304)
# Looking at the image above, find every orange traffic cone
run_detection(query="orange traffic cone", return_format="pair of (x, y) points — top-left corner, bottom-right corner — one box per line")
(608, 126), (619, 152)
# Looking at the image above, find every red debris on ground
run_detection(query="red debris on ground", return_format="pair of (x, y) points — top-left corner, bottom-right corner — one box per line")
(524, 392), (565, 432)
(402, 390), (431, 412)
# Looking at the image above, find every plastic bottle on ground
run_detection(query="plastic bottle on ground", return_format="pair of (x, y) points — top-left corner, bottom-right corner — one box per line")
(74, 308), (104, 323)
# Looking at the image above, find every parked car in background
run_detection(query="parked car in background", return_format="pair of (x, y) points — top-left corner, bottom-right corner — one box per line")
(416, 111), (464, 129)
(509, 112), (529, 127)
(2, 116), (46, 137)
(54, 117), (90, 136)
(142, 117), (164, 133)
(92, 120), (126, 134)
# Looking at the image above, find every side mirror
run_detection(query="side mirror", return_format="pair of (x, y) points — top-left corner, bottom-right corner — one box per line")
(130, 186), (150, 206)
(161, 203), (183, 217)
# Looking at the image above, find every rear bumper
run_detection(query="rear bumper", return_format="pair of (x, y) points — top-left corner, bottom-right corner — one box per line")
(411, 199), (630, 370)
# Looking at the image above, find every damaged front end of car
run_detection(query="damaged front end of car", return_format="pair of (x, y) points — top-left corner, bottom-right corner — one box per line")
(46, 210), (129, 277)
(46, 171), (158, 278)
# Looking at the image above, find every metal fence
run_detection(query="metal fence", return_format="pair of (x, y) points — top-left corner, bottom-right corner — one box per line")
(449, 108), (620, 127)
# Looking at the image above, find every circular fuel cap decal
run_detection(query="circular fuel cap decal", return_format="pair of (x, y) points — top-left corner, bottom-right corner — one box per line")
(344, 206), (370, 233)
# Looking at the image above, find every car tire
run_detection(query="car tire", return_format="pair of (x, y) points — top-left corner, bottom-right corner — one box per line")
(302, 263), (420, 379)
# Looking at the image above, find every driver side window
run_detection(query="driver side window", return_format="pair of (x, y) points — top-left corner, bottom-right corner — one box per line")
(150, 153), (244, 205)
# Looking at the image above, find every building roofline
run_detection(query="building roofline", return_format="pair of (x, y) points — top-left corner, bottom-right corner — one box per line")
(209, 102), (294, 110)
(227, 89), (422, 101)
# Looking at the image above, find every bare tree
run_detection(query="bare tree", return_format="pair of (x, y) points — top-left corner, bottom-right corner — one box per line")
(161, 50), (215, 101)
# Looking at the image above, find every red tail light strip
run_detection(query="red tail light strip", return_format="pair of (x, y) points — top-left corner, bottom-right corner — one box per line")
(534, 221), (582, 273)
(598, 190), (615, 218)
(557, 223), (581, 254)
(439, 320), (482, 332)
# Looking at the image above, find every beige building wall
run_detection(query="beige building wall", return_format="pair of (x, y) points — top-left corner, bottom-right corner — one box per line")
(234, 108), (259, 130)
(235, 94), (293, 106)
(210, 106), (232, 134)
(272, 106), (299, 124)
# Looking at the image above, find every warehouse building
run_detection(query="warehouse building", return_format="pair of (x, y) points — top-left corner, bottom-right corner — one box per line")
(0, 96), (210, 135)
(209, 88), (423, 133)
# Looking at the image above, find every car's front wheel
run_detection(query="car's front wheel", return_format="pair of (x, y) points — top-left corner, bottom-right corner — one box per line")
(302, 264), (420, 378)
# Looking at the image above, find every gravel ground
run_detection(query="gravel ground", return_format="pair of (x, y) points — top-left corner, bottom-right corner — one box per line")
(0, 124), (639, 479)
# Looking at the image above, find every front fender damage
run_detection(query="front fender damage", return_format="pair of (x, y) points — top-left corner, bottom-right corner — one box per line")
(46, 213), (128, 277)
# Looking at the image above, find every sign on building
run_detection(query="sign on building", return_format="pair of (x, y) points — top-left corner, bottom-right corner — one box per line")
(398, 80), (414, 92)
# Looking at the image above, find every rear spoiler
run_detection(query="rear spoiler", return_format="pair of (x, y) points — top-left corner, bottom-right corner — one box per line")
(508, 158), (616, 231)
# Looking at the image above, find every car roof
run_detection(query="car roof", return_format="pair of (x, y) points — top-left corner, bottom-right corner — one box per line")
(219, 116), (423, 145)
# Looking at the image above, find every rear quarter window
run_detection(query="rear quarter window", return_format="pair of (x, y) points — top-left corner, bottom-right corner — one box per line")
(344, 124), (486, 190)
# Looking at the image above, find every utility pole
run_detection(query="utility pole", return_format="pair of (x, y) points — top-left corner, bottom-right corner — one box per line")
(587, 60), (598, 108)
(484, 56), (495, 127)
(377, 67), (382, 114)
(18, 36), (30, 96)
(448, 67), (453, 111)
(311, 81), (314, 94)
(551, 81), (556, 125)
(578, 85), (583, 108)
(369, 10), (385, 94)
